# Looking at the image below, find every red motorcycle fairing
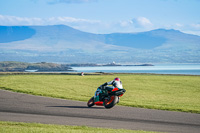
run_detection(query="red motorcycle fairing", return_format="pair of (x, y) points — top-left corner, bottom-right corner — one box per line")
(112, 88), (119, 91)
(87, 87), (126, 108)
(94, 101), (103, 106)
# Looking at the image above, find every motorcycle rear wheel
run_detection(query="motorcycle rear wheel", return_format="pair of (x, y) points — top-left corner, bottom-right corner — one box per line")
(104, 95), (118, 109)
(87, 97), (95, 107)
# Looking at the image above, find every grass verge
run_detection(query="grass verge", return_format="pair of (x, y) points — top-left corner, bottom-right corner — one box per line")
(0, 74), (199, 113)
(0, 121), (158, 133)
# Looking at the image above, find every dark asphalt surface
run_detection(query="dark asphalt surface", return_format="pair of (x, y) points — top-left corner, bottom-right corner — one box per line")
(0, 89), (200, 133)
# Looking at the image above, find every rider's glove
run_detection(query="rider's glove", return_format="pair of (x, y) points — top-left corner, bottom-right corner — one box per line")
(99, 85), (105, 90)
(102, 82), (108, 86)
(99, 82), (108, 90)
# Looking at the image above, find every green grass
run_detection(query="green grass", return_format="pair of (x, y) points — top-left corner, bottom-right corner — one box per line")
(0, 74), (200, 113)
(0, 121), (157, 133)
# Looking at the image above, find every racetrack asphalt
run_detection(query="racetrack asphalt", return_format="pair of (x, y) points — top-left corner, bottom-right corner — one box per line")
(0, 89), (200, 133)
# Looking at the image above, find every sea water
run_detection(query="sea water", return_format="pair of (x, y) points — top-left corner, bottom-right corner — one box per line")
(72, 64), (200, 75)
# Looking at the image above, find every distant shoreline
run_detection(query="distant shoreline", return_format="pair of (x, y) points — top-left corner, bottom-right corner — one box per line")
(0, 61), (153, 72)
(66, 63), (154, 67)
(0, 72), (199, 76)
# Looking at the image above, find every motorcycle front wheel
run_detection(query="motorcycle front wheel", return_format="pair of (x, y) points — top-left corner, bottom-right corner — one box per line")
(87, 97), (95, 107)
(103, 95), (118, 109)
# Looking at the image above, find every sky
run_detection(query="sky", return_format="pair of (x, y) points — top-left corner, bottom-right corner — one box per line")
(0, 0), (200, 35)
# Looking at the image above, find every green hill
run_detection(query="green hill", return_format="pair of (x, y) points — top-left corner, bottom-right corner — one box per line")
(0, 61), (72, 72)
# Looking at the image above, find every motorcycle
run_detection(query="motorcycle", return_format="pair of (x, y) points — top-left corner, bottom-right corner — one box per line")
(87, 86), (126, 109)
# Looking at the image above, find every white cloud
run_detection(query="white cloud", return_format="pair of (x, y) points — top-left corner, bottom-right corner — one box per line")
(175, 23), (183, 27)
(132, 17), (153, 28)
(181, 23), (200, 36)
(0, 14), (200, 36)
(0, 15), (44, 25)
(0, 15), (100, 26)
(115, 17), (154, 33)
(119, 20), (133, 27)
(0, 14), (105, 33)
(190, 23), (200, 29)
(48, 16), (100, 24)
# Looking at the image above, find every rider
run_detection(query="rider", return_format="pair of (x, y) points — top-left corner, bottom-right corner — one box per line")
(101, 77), (123, 89)
(95, 77), (123, 101)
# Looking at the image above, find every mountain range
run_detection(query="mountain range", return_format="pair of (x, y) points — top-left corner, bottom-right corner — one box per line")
(0, 25), (200, 63)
